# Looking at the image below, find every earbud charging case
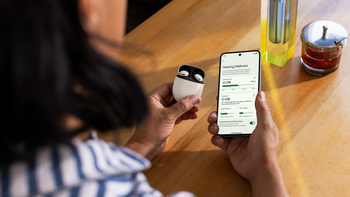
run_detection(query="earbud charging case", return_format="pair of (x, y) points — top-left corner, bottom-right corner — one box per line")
(172, 64), (205, 101)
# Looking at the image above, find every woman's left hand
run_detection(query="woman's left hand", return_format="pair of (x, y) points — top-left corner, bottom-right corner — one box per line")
(125, 82), (201, 161)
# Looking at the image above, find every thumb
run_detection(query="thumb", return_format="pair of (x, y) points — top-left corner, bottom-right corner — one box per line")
(168, 95), (198, 119)
(255, 91), (274, 129)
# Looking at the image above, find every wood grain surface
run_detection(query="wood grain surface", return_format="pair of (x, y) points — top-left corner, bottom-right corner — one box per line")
(115, 0), (350, 196)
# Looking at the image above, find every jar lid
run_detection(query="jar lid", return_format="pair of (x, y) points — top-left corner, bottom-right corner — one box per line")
(301, 20), (348, 49)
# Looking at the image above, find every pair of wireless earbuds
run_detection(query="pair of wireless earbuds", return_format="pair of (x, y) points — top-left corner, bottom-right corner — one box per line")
(178, 70), (204, 82)
(172, 64), (205, 101)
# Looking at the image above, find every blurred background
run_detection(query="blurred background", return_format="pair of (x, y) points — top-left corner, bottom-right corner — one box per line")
(126, 0), (172, 34)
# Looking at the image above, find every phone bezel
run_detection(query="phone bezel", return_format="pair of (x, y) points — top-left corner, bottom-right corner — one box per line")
(216, 50), (261, 137)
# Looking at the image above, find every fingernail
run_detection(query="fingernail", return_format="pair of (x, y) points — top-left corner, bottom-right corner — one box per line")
(189, 95), (198, 105)
(259, 91), (266, 101)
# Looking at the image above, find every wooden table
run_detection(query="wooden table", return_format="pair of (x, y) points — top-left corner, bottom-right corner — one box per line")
(117, 0), (350, 196)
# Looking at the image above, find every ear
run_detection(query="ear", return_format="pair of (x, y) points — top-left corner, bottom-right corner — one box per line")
(78, 0), (100, 32)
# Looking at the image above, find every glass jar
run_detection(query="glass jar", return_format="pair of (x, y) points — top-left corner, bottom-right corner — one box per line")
(300, 20), (348, 75)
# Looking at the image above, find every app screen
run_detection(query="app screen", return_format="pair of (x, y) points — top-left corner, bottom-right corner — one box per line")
(217, 51), (260, 135)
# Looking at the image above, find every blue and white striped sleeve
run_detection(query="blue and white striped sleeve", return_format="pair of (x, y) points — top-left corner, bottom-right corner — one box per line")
(72, 172), (196, 197)
(0, 138), (196, 197)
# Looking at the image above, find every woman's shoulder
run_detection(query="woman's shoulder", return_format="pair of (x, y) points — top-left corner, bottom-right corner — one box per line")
(0, 132), (151, 197)
(72, 134), (151, 175)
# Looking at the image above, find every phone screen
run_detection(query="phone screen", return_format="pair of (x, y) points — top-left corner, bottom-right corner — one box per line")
(217, 50), (261, 136)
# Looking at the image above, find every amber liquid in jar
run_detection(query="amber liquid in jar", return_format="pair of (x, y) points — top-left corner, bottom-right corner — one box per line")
(301, 45), (341, 70)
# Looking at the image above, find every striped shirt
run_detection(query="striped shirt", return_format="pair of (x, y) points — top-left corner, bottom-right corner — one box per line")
(0, 137), (195, 197)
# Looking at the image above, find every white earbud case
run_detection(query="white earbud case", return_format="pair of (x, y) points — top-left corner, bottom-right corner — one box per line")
(172, 64), (205, 101)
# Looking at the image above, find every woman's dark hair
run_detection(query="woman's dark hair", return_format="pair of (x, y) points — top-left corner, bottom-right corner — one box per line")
(0, 0), (148, 167)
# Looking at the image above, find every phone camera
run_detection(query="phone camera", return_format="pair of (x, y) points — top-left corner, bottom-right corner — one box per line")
(239, 54), (241, 56)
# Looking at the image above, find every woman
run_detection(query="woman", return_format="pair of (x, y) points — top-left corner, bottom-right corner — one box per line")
(0, 0), (288, 196)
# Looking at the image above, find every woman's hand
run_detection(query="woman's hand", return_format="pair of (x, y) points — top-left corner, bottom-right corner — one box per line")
(125, 82), (201, 161)
(207, 91), (288, 197)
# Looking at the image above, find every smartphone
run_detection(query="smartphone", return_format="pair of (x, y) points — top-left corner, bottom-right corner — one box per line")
(217, 50), (261, 137)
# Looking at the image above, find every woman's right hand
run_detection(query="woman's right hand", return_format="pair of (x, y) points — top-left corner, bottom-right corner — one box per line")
(207, 91), (289, 197)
